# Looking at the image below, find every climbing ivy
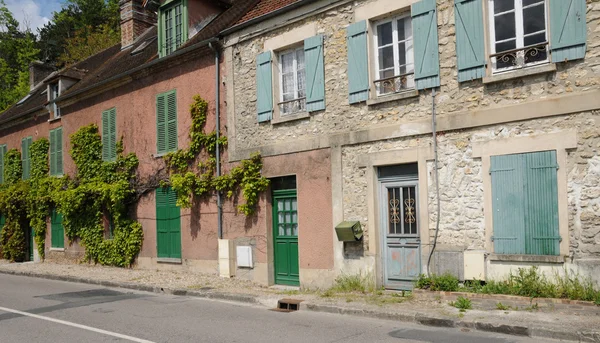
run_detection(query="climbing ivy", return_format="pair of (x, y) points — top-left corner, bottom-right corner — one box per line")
(0, 149), (28, 261)
(165, 95), (269, 215)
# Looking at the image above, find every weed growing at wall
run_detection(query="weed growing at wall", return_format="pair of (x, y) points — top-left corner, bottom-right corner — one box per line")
(165, 95), (269, 215)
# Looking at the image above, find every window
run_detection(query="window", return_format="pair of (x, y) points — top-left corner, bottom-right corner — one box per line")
(102, 108), (117, 161)
(490, 150), (560, 255)
(0, 144), (6, 184)
(49, 83), (60, 118)
(374, 14), (415, 96)
(21, 136), (32, 180)
(278, 47), (306, 115)
(489, 0), (548, 72)
(159, 0), (187, 57)
(156, 90), (178, 154)
(49, 127), (63, 176)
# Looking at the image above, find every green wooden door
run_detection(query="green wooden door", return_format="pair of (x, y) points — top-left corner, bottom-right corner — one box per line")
(273, 190), (299, 286)
(156, 187), (181, 259)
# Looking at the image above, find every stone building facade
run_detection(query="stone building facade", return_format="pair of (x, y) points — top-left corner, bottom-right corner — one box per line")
(224, 0), (600, 289)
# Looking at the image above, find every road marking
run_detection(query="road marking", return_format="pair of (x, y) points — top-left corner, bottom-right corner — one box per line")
(0, 306), (155, 343)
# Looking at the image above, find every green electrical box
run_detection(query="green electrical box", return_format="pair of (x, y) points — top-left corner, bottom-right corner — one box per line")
(335, 221), (363, 241)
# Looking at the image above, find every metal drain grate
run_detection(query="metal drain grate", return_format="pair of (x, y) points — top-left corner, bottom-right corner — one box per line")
(271, 298), (303, 312)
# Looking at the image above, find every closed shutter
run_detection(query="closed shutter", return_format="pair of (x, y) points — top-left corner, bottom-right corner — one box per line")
(346, 20), (369, 104)
(550, 0), (586, 62)
(412, 0), (441, 90)
(102, 108), (117, 161)
(490, 154), (526, 254)
(156, 93), (167, 154)
(0, 214), (5, 234)
(524, 151), (560, 256)
(156, 188), (169, 257)
(49, 130), (56, 176)
(256, 51), (273, 122)
(55, 128), (63, 175)
(454, 0), (485, 82)
(166, 91), (178, 152)
(0, 144), (6, 184)
(22, 137), (31, 180)
(156, 187), (181, 258)
(304, 35), (326, 112)
(109, 108), (117, 159)
(51, 209), (64, 248)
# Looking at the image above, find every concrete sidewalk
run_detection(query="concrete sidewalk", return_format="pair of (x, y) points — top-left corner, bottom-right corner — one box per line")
(1, 261), (598, 342)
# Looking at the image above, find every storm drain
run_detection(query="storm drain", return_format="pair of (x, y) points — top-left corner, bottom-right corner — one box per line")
(271, 298), (303, 312)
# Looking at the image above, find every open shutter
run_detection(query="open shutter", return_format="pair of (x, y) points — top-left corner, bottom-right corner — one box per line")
(156, 188), (168, 257)
(550, 0), (586, 62)
(55, 128), (63, 175)
(304, 35), (326, 112)
(0, 145), (6, 184)
(490, 154), (526, 254)
(346, 20), (369, 104)
(156, 93), (167, 154)
(454, 0), (485, 82)
(109, 108), (117, 160)
(524, 151), (560, 256)
(168, 188), (181, 259)
(412, 0), (441, 90)
(49, 130), (56, 176)
(256, 51), (273, 122)
(22, 138), (30, 180)
(166, 91), (178, 152)
(102, 110), (110, 161)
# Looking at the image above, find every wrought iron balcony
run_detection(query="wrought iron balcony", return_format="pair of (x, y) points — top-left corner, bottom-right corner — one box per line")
(278, 97), (306, 115)
(490, 41), (549, 68)
(374, 72), (414, 95)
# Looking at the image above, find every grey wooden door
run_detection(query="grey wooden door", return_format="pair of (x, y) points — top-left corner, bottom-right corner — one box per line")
(380, 181), (421, 290)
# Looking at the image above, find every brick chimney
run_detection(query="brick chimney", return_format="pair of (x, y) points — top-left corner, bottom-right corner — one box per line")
(29, 61), (54, 90)
(119, 0), (157, 49)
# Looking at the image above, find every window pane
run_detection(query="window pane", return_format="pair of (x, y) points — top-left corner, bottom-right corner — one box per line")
(523, 4), (546, 35)
(397, 18), (406, 41)
(282, 73), (294, 95)
(523, 0), (543, 6)
(494, 12), (516, 41)
(388, 188), (401, 234)
(403, 187), (418, 235)
(379, 46), (394, 70)
(398, 42), (407, 67)
(296, 49), (305, 69)
(281, 52), (294, 73)
(377, 22), (393, 46)
(524, 32), (546, 46)
(495, 39), (516, 53)
(297, 68), (305, 94)
(524, 34), (547, 64)
(494, 0), (514, 13)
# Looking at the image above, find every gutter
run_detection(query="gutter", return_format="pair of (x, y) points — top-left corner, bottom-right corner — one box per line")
(208, 42), (224, 240)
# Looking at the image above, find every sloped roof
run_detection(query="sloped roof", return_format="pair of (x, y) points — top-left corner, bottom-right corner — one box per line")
(236, 0), (302, 25)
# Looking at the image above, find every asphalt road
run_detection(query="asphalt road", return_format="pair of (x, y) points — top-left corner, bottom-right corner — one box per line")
(0, 273), (567, 343)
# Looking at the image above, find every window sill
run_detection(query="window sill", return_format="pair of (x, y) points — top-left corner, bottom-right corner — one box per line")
(50, 248), (65, 252)
(157, 257), (182, 264)
(48, 116), (61, 123)
(488, 254), (565, 264)
(367, 89), (419, 106)
(271, 111), (310, 125)
(483, 63), (557, 85)
(153, 152), (170, 159)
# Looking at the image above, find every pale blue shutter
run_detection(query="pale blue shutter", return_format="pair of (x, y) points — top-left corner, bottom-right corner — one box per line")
(550, 0), (586, 62)
(524, 151), (560, 256)
(412, 0), (441, 90)
(490, 154), (526, 254)
(256, 51), (273, 122)
(304, 35), (325, 112)
(454, 0), (485, 82)
(346, 21), (369, 104)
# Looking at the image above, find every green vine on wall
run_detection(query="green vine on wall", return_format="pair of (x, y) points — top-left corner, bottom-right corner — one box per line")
(165, 95), (269, 215)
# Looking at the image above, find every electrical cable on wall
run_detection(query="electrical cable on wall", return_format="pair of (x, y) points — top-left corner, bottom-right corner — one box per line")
(427, 88), (440, 276)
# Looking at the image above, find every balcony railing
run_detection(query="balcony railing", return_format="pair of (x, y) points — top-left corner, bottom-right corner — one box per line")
(278, 97), (306, 115)
(490, 41), (549, 68)
(374, 72), (414, 96)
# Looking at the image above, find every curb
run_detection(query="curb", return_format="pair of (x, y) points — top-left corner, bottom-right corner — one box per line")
(2, 269), (598, 342)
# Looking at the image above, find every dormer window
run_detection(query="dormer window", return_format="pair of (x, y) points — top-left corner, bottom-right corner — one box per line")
(159, 0), (188, 57)
(49, 82), (60, 118)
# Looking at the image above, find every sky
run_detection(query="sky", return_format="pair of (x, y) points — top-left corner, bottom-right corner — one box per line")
(4, 0), (63, 32)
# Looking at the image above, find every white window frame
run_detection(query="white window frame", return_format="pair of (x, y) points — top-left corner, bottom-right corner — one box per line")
(488, 0), (549, 73)
(277, 46), (306, 116)
(373, 13), (415, 97)
(49, 82), (60, 118)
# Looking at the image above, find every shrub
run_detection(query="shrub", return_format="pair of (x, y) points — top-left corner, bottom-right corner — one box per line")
(415, 273), (459, 292)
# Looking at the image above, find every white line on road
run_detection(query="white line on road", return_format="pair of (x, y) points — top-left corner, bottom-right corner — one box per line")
(0, 306), (155, 343)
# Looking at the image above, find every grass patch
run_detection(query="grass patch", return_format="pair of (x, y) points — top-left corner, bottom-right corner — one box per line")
(415, 273), (459, 292)
(495, 302), (510, 311)
(450, 296), (472, 311)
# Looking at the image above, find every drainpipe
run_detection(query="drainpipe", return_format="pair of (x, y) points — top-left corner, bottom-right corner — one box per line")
(209, 42), (223, 240)
(427, 88), (440, 276)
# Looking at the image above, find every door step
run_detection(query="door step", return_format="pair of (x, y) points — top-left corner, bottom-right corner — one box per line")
(271, 298), (303, 312)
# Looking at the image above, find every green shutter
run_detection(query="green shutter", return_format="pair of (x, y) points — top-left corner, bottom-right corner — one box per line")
(346, 20), (369, 104)
(0, 214), (5, 234)
(51, 209), (64, 249)
(550, 0), (586, 62)
(156, 187), (181, 258)
(304, 35), (325, 112)
(454, 0), (485, 82)
(412, 0), (441, 90)
(102, 109), (110, 161)
(166, 90), (178, 152)
(109, 108), (117, 160)
(156, 93), (167, 153)
(256, 51), (273, 122)
(56, 128), (63, 175)
(21, 137), (31, 180)
(524, 151), (560, 256)
(49, 130), (56, 176)
(0, 144), (6, 184)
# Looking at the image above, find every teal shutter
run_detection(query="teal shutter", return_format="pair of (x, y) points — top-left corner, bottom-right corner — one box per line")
(55, 128), (63, 175)
(0, 144), (6, 184)
(51, 209), (64, 249)
(524, 151), (560, 256)
(304, 35), (326, 112)
(102, 108), (117, 161)
(550, 0), (586, 62)
(491, 154), (526, 254)
(412, 0), (441, 89)
(166, 90), (178, 152)
(156, 93), (167, 154)
(346, 20), (369, 104)
(21, 137), (31, 180)
(156, 187), (181, 258)
(454, 0), (485, 82)
(256, 51), (273, 122)
(49, 130), (56, 176)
